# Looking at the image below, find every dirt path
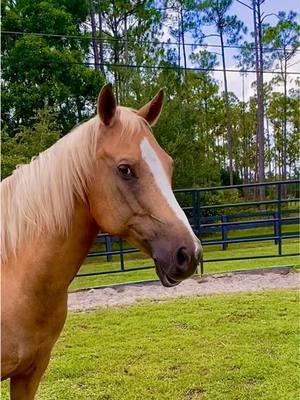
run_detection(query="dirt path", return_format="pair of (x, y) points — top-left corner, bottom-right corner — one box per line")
(68, 268), (299, 311)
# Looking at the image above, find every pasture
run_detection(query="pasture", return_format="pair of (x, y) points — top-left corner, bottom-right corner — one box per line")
(1, 289), (299, 399)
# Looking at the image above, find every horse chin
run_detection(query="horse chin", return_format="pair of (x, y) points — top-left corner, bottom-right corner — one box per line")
(154, 263), (181, 288)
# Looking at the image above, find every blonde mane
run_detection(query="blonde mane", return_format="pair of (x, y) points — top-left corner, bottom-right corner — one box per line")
(1, 107), (147, 263)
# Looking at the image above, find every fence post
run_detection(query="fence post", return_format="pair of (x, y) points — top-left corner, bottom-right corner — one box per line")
(277, 183), (282, 256)
(274, 211), (278, 245)
(192, 190), (203, 276)
(221, 215), (228, 250)
(199, 192), (203, 275)
(119, 238), (125, 271)
(192, 191), (200, 235)
(196, 191), (201, 235)
(196, 257), (204, 276)
(105, 236), (112, 262)
(194, 190), (203, 276)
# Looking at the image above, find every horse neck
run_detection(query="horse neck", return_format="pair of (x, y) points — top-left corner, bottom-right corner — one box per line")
(13, 200), (99, 296)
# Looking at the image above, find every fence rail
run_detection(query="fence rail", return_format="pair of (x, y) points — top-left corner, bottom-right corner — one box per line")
(76, 179), (300, 279)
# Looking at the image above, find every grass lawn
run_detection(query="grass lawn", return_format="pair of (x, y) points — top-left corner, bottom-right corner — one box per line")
(1, 290), (299, 399)
(70, 239), (299, 290)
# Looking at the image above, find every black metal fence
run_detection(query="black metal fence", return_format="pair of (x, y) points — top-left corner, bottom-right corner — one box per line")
(76, 180), (300, 279)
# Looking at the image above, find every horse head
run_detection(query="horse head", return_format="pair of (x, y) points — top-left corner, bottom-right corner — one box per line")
(88, 84), (202, 287)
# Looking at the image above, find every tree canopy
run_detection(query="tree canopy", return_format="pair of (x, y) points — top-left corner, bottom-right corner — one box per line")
(2, 0), (299, 189)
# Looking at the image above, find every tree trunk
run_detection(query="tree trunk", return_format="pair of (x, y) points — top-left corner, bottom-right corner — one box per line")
(220, 29), (234, 186)
(277, 149), (281, 179)
(177, 8), (181, 68)
(180, 8), (187, 71)
(253, 0), (265, 203)
(123, 13), (129, 101)
(282, 55), (288, 181)
(98, 3), (105, 74)
(113, 15), (119, 103)
(89, 0), (99, 70)
(266, 117), (272, 178)
(76, 97), (82, 120)
(124, 14), (129, 65)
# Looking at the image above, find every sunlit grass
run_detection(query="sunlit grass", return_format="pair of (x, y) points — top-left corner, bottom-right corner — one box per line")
(1, 290), (299, 400)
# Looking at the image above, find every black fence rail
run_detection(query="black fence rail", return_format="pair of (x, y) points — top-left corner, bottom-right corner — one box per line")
(76, 180), (300, 279)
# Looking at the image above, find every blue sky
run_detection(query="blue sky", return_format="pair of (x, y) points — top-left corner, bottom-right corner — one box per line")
(215, 0), (299, 99)
(232, 0), (299, 32)
(161, 0), (299, 100)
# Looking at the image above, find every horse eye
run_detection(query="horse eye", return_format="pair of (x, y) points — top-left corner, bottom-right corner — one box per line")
(118, 164), (135, 179)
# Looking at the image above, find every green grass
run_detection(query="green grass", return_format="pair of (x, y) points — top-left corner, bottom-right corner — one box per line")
(1, 290), (299, 399)
(70, 239), (299, 290)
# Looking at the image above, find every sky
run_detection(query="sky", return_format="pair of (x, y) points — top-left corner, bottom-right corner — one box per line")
(220, 0), (300, 99)
(161, 0), (300, 100)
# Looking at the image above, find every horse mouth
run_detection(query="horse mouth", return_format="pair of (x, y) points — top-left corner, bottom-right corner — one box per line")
(154, 262), (181, 288)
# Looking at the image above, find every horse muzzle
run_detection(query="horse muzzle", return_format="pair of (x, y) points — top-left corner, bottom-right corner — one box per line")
(152, 240), (202, 287)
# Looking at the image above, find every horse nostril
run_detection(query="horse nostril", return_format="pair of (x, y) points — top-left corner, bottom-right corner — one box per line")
(176, 247), (190, 266)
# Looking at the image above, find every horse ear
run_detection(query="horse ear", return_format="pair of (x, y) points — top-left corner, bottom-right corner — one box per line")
(137, 89), (164, 126)
(97, 83), (117, 126)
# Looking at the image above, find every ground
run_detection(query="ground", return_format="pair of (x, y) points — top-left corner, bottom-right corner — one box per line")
(69, 268), (299, 311)
(1, 269), (299, 399)
(2, 285), (299, 400)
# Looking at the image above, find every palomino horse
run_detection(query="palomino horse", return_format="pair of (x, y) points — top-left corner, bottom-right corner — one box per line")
(1, 84), (202, 399)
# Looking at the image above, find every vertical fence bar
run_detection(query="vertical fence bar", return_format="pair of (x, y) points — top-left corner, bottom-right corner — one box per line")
(196, 190), (201, 235)
(193, 190), (203, 275)
(277, 183), (282, 256)
(192, 191), (197, 232)
(197, 258), (204, 276)
(221, 215), (228, 250)
(105, 236), (112, 262)
(197, 190), (203, 275)
(119, 238), (125, 271)
(192, 190), (200, 234)
(273, 210), (278, 245)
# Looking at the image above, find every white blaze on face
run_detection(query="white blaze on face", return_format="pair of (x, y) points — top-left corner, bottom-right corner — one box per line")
(140, 138), (200, 253)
